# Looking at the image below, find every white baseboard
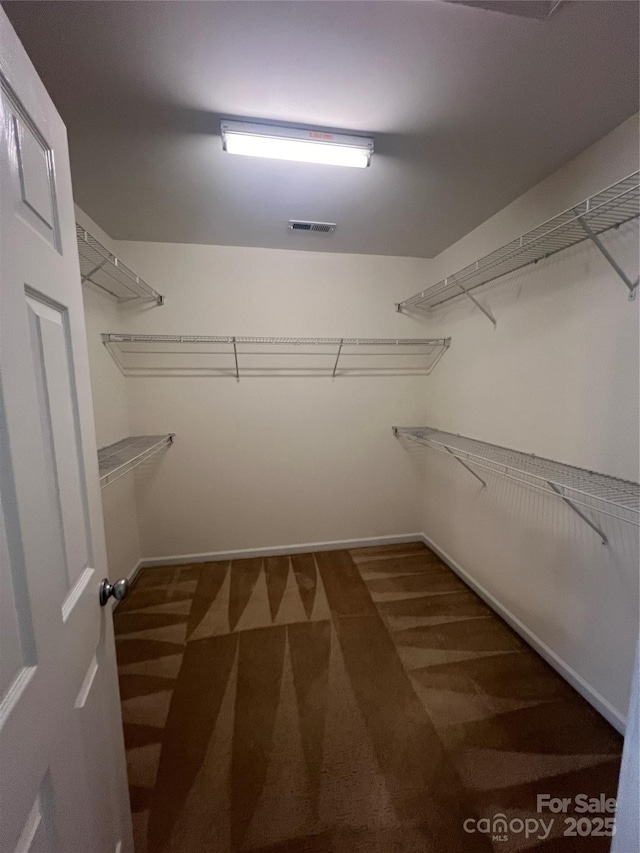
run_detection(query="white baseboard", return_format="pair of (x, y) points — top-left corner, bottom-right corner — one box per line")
(127, 558), (144, 585)
(420, 533), (626, 734)
(138, 533), (424, 569)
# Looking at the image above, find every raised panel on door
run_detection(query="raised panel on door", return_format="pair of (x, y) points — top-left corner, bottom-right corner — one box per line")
(51, 653), (125, 853)
(4, 80), (60, 249)
(11, 773), (57, 853)
(0, 379), (37, 701)
(25, 289), (93, 607)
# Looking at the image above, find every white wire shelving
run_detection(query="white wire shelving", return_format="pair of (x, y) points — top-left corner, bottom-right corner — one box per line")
(397, 172), (640, 326)
(98, 434), (174, 488)
(77, 225), (164, 305)
(101, 334), (451, 378)
(393, 426), (640, 545)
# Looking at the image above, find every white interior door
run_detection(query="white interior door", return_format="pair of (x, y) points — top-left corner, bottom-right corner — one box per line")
(0, 10), (133, 853)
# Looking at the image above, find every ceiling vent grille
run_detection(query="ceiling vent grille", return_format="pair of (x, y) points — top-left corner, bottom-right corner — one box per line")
(288, 220), (336, 234)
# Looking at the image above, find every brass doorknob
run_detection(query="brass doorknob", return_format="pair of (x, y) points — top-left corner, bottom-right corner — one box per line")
(99, 577), (130, 606)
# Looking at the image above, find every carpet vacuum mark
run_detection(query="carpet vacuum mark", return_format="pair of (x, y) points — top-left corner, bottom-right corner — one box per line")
(114, 543), (622, 852)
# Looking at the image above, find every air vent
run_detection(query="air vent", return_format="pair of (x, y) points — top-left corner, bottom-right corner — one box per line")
(288, 220), (336, 234)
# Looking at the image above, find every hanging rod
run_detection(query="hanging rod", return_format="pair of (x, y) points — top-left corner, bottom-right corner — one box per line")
(101, 334), (451, 379)
(393, 426), (640, 544)
(396, 172), (640, 325)
(76, 225), (164, 305)
(98, 434), (174, 488)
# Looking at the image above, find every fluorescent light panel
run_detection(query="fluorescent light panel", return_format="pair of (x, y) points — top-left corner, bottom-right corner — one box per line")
(221, 121), (373, 168)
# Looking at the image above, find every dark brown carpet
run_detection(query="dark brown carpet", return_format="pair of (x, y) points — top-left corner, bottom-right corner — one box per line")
(113, 543), (622, 852)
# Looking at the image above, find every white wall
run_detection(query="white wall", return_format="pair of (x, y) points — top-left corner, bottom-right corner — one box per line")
(77, 207), (143, 582)
(408, 115), (640, 727)
(97, 244), (431, 559)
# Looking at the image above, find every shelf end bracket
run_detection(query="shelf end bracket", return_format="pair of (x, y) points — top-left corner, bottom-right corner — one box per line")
(332, 339), (344, 378)
(394, 430), (486, 488)
(547, 481), (608, 545)
(457, 281), (497, 327)
(444, 445), (487, 487)
(578, 216), (638, 300)
(232, 337), (240, 382)
(81, 258), (108, 284)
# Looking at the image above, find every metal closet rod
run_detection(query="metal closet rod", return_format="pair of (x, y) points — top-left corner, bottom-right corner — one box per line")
(393, 426), (640, 546)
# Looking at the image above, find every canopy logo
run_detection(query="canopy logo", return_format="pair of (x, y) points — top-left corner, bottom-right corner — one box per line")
(463, 815), (553, 842)
(463, 797), (617, 842)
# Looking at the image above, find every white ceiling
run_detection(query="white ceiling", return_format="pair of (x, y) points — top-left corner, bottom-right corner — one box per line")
(4, 0), (639, 258)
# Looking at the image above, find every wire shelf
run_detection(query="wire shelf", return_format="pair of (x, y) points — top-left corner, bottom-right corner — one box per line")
(101, 335), (444, 345)
(397, 172), (640, 315)
(101, 334), (451, 378)
(77, 225), (164, 305)
(393, 426), (639, 543)
(98, 434), (174, 487)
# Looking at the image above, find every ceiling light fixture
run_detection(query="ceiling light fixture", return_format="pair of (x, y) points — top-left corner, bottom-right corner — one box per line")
(221, 121), (373, 168)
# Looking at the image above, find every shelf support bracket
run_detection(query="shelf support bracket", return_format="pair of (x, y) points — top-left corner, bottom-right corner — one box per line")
(332, 339), (344, 378)
(457, 280), (497, 327)
(426, 338), (451, 374)
(444, 445), (487, 487)
(547, 481), (608, 545)
(81, 258), (108, 284)
(394, 429), (486, 487)
(578, 216), (638, 300)
(232, 337), (240, 382)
